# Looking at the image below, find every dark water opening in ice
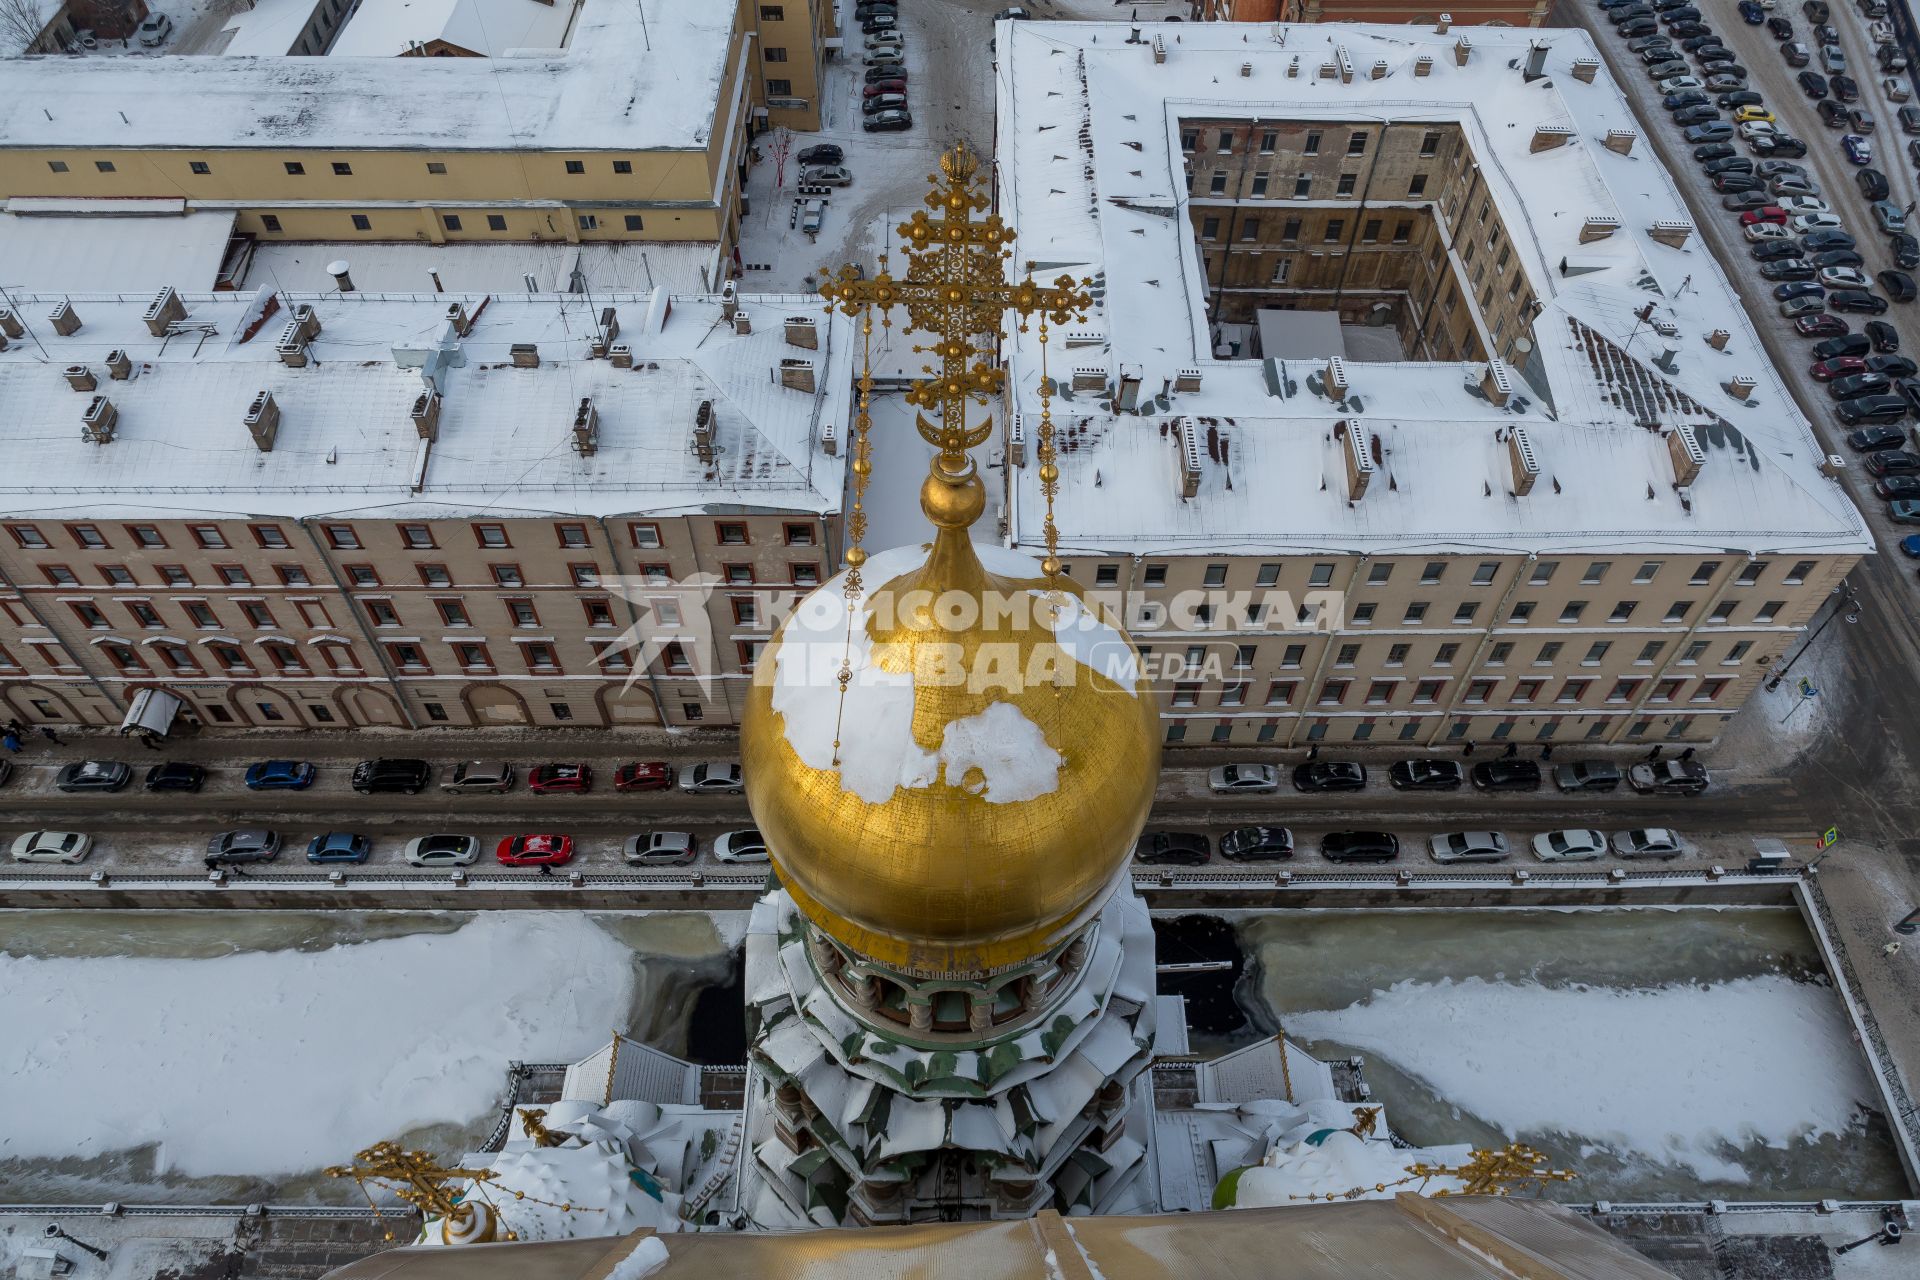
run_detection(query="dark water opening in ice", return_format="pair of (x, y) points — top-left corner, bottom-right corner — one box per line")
(1151, 914), (1249, 1050)
(686, 945), (747, 1064)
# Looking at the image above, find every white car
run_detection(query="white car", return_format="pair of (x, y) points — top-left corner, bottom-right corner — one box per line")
(137, 13), (173, 46)
(1737, 120), (1778, 141)
(862, 47), (904, 66)
(1791, 212), (1845, 234)
(11, 830), (93, 864)
(1428, 832), (1510, 864)
(1656, 76), (1703, 93)
(1820, 266), (1872, 289)
(625, 832), (696, 866)
(681, 761), (744, 794)
(1208, 763), (1279, 794)
(1887, 78), (1913, 103)
(713, 829), (771, 864)
(800, 198), (826, 235)
(1613, 828), (1685, 859)
(1777, 196), (1830, 217)
(1530, 829), (1607, 862)
(404, 834), (479, 867)
(1743, 222), (1794, 242)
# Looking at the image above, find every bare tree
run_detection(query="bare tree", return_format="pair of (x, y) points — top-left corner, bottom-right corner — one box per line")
(0, 0), (51, 54)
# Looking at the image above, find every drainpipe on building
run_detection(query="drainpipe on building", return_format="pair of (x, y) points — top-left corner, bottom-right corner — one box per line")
(1207, 122), (1264, 329)
(1330, 121), (1394, 320)
(1284, 555), (1369, 749)
(1424, 552), (1536, 748)
(297, 519), (420, 730)
(593, 515), (670, 731)
(1605, 555), (1749, 745)
(0, 560), (121, 724)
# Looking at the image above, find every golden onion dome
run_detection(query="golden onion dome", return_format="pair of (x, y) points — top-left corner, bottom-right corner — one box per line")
(740, 456), (1161, 976)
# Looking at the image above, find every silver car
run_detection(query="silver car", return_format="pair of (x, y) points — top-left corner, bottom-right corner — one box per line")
(11, 831), (92, 864)
(801, 165), (853, 187)
(1428, 831), (1511, 863)
(1208, 763), (1279, 794)
(1530, 829), (1607, 862)
(1613, 828), (1685, 859)
(207, 829), (282, 865)
(405, 834), (480, 867)
(682, 761), (744, 794)
(625, 832), (697, 866)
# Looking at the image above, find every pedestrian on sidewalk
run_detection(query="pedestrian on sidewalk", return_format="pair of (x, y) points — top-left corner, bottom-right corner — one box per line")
(1306, 745), (1319, 761)
(1540, 745), (1555, 761)
(1679, 746), (1696, 761)
(1646, 744), (1663, 762)
(3, 718), (21, 737)
(1502, 743), (1518, 758)
(1, 732), (18, 754)
(138, 733), (161, 751)
(1462, 741), (1475, 756)
(39, 726), (64, 747)
(537, 864), (555, 877)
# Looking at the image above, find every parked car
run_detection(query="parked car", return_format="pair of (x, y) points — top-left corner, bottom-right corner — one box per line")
(865, 109), (913, 132)
(137, 13), (173, 46)
(1778, 282), (1826, 302)
(1428, 832), (1511, 864)
(1684, 122), (1735, 142)
(1626, 759), (1711, 794)
(1137, 831), (1210, 865)
(1784, 40), (1812, 66)
(625, 832), (697, 866)
(307, 832), (371, 864)
(351, 758), (430, 795)
(863, 64), (905, 83)
(682, 761), (745, 794)
(796, 143), (843, 165)
(1893, 234), (1920, 269)
(1824, 264), (1875, 287)
(1530, 829), (1608, 862)
(863, 78), (907, 98)
(1833, 74), (1862, 102)
(1321, 831), (1400, 864)
(1805, 229), (1857, 250)
(1815, 332), (1874, 360)
(1782, 295), (1827, 318)
(1219, 826), (1294, 862)
(1674, 105), (1721, 127)
(1769, 16), (1795, 38)
(405, 834), (480, 867)
(1761, 259), (1817, 281)
(144, 762), (206, 792)
(1778, 196), (1829, 217)
(1387, 758), (1464, 791)
(442, 761), (514, 793)
(1831, 372), (1893, 399)
(1867, 320), (1901, 351)
(1667, 90), (1710, 110)
(1209, 763), (1280, 793)
(1891, 499), (1920, 522)
(1292, 761), (1367, 792)
(1792, 211), (1843, 232)
(1553, 761), (1623, 792)
(1614, 829), (1686, 859)
(1797, 312), (1851, 335)
(1719, 89), (1764, 107)
(1745, 222), (1794, 243)
(1854, 423), (1910, 449)
(56, 760), (131, 793)
(244, 759), (314, 790)
(11, 831), (92, 864)
(1843, 133), (1874, 163)
(1867, 446), (1920, 471)
(1845, 397), (1912, 425)
(1900, 104), (1920, 133)
(1869, 356), (1918, 378)
(497, 833), (574, 867)
(1851, 108), (1877, 134)
(1877, 473), (1920, 496)
(1831, 289), (1891, 314)
(614, 761), (676, 792)
(1740, 0), (1765, 20)
(528, 763), (593, 794)
(801, 165), (853, 187)
(1470, 759), (1542, 791)
(1696, 142), (1738, 161)
(862, 93), (909, 116)
(1880, 271), (1917, 303)
(207, 829), (282, 866)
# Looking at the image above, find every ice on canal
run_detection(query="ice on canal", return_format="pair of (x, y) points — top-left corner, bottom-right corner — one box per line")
(0, 911), (741, 1204)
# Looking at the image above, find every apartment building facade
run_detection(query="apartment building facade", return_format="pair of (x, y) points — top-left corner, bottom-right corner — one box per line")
(0, 287), (854, 734)
(1193, 1), (1549, 27)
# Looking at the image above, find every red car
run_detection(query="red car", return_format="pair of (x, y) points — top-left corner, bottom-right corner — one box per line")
(528, 763), (593, 794)
(1739, 205), (1788, 226)
(1796, 313), (1850, 336)
(496, 833), (574, 866)
(1811, 356), (1868, 380)
(863, 79), (907, 97)
(614, 761), (676, 792)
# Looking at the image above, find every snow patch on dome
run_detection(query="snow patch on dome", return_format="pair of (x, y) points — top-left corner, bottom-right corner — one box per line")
(936, 701), (1062, 803)
(1030, 589), (1140, 688)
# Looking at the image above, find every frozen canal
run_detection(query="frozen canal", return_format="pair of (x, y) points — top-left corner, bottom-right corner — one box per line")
(0, 910), (742, 1205)
(1229, 907), (1906, 1201)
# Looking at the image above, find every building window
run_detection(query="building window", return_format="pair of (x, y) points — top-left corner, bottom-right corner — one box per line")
(506, 599), (539, 627)
(473, 523), (510, 548)
(321, 524), (358, 549)
(630, 521), (663, 548)
(522, 644), (560, 672)
(216, 565), (251, 586)
(766, 78), (792, 96)
(48, 160), (68, 173)
(350, 214), (371, 232)
(1251, 174), (1270, 198)
(365, 600), (400, 627)
(69, 602), (108, 629)
(1709, 601), (1737, 623)
(1452, 603), (1477, 624)
(1336, 172), (1357, 196)
(190, 161), (210, 175)
(157, 565), (191, 586)
(1240, 218), (1259, 242)
(715, 522), (748, 545)
(1691, 560), (1721, 585)
(1420, 131), (1441, 156)
(1270, 260), (1291, 285)
(283, 161), (305, 175)
(1318, 679), (1349, 705)
(8, 524), (48, 549)
(760, 4), (784, 17)
(625, 215), (644, 231)
(43, 565), (78, 586)
(183, 601), (219, 629)
(1201, 215), (1221, 240)
(583, 598), (615, 628)
(1366, 563), (1392, 585)
(1512, 679), (1544, 704)
(1346, 131), (1367, 156)
(330, 162), (353, 176)
(611, 160), (633, 175)
(1726, 641), (1753, 663)
(239, 601), (276, 628)
(1393, 220), (1412, 244)
(425, 161), (448, 174)
(578, 214), (598, 231)
(1436, 643), (1459, 665)
(566, 563), (598, 587)
(1323, 220), (1345, 243)
(792, 563), (821, 586)
(1303, 131), (1321, 155)
(435, 600), (470, 627)
(1583, 641), (1611, 665)
(95, 160), (115, 173)
(1414, 679), (1446, 704)
(419, 563), (452, 587)
(346, 565), (379, 587)
(1293, 174), (1312, 199)
(1366, 680), (1396, 705)
(398, 523), (436, 549)
(423, 702), (449, 722)
(491, 564), (524, 587)
(1609, 601), (1637, 623)
(1559, 601), (1587, 624)
(1535, 641), (1563, 665)
(488, 214), (508, 231)
(1652, 679), (1684, 703)
(1785, 560), (1816, 584)
(1755, 600), (1784, 623)
(386, 644), (429, 672)
(1403, 602), (1428, 623)
(1467, 679), (1496, 703)
(442, 214), (463, 232)
(1362, 218), (1380, 242)
(1420, 561), (1446, 585)
(1335, 643), (1359, 667)
(67, 523), (107, 549)
(764, 46), (787, 62)
(455, 643), (493, 670)
(1581, 560), (1611, 584)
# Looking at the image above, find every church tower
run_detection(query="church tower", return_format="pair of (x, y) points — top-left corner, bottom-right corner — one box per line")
(735, 145), (1164, 1227)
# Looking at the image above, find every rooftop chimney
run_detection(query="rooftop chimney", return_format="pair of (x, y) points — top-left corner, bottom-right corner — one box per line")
(510, 343), (540, 368)
(1152, 33), (1166, 64)
(244, 390), (280, 452)
(1414, 55), (1433, 76)
(733, 310), (753, 335)
(327, 260), (355, 293)
(1648, 220), (1693, 249)
(1454, 37), (1472, 67)
(64, 365), (96, 392)
(1243, 61), (1254, 78)
(411, 390), (442, 441)
(1480, 360), (1515, 407)
(277, 319), (309, 367)
(1335, 45), (1354, 83)
(0, 308), (21, 338)
(1177, 416), (1202, 498)
(1579, 215), (1621, 243)
(143, 286), (185, 337)
(784, 316), (818, 349)
(610, 343), (634, 368)
(1530, 124), (1575, 153)
(1370, 59), (1388, 80)
(1325, 356), (1350, 399)
(1175, 367), (1203, 392)
(1571, 58), (1600, 83)
(1604, 129), (1637, 155)
(48, 300), (80, 336)
(293, 303), (321, 341)
(779, 357), (816, 393)
(1436, 13), (1452, 33)
(445, 301), (473, 336)
(1507, 425), (1540, 496)
(1724, 374), (1757, 401)
(1340, 421), (1375, 501)
(693, 399), (716, 463)
(572, 397), (599, 456)
(1706, 329), (1731, 350)
(1668, 425), (1705, 486)
(81, 395), (117, 444)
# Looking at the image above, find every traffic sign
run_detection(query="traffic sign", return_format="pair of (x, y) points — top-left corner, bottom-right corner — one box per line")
(1816, 827), (1840, 850)
(1799, 678), (1818, 699)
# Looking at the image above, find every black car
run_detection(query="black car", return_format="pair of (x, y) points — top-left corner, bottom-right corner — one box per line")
(1292, 761), (1367, 792)
(1869, 355), (1918, 378)
(1675, 106), (1721, 127)
(1845, 397), (1913, 426)
(1768, 15), (1795, 36)
(1803, 0), (1828, 22)
(1753, 134), (1809, 157)
(1831, 372), (1894, 399)
(1896, 237), (1920, 273)
(1752, 242), (1804, 263)
(1703, 156), (1753, 175)
(1866, 446), (1920, 471)
(1832, 74), (1860, 102)
(796, 143), (843, 166)
(1814, 332), (1874, 359)
(864, 110), (913, 132)
(1219, 826), (1294, 862)
(144, 762), (206, 793)
(1321, 831), (1400, 864)
(1848, 424), (1909, 450)
(1659, 4), (1700, 20)
(1718, 89), (1764, 107)
(351, 757), (432, 794)
(1818, 99), (1850, 126)
(1799, 70), (1830, 96)
(55, 760), (131, 793)
(1867, 320), (1901, 351)
(863, 65), (904, 84)
(1670, 21), (1711, 37)
(1700, 60), (1748, 79)
(1875, 472), (1920, 497)
(1880, 271), (1917, 303)
(1137, 831), (1210, 866)
(1857, 168), (1891, 200)
(1666, 90), (1710, 109)
(1804, 229), (1857, 251)
(1387, 758), (1465, 791)
(1714, 173), (1759, 193)
(1681, 31), (1719, 49)
(1813, 249), (1865, 268)
(206, 829), (282, 867)
(1470, 759), (1542, 791)
(1760, 259), (1817, 280)
(1831, 290), (1891, 315)
(1695, 142), (1738, 161)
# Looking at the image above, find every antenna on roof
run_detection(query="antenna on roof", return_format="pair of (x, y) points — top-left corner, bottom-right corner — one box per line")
(119, 111), (128, 125)
(635, 0), (651, 51)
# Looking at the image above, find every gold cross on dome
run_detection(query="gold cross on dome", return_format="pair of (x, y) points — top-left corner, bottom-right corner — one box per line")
(818, 141), (1092, 475)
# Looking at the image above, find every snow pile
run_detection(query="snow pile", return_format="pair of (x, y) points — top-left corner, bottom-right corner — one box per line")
(0, 914), (637, 1178)
(1288, 976), (1878, 1182)
(1233, 1129), (1470, 1209)
(608, 1235), (671, 1280)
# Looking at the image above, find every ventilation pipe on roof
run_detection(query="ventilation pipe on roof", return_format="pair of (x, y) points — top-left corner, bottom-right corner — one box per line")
(327, 260), (354, 294)
(785, 316), (818, 349)
(1654, 346), (1680, 374)
(779, 357), (815, 393)
(245, 391), (280, 453)
(64, 365), (95, 391)
(1414, 55), (1434, 76)
(1706, 329), (1731, 350)
(1579, 215), (1621, 242)
(1603, 128), (1637, 155)
(1339, 421), (1375, 501)
(81, 395), (116, 444)
(106, 349), (131, 380)
(1177, 416), (1203, 498)
(1667, 425), (1705, 486)
(1436, 13), (1452, 33)
(1724, 374), (1757, 401)
(1530, 125), (1575, 153)
(1508, 426), (1540, 496)
(1648, 220), (1694, 249)
(572, 397), (599, 457)
(411, 390), (442, 441)
(1523, 41), (1549, 81)
(1454, 37), (1472, 67)
(48, 300), (80, 335)
(1480, 360), (1515, 407)
(511, 343), (540, 368)
(1571, 58), (1601, 83)
(694, 399), (716, 463)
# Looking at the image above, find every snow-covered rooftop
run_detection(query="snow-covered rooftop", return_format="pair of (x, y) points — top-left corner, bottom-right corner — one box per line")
(992, 21), (1872, 558)
(0, 286), (852, 521)
(329, 0), (580, 58)
(0, 0), (735, 153)
(0, 205), (235, 292)
(239, 239), (722, 297)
